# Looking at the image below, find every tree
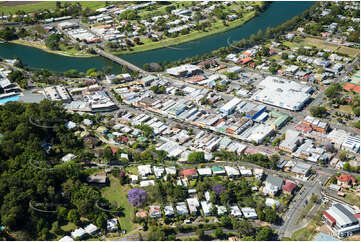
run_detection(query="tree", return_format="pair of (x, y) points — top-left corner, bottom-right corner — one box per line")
(339, 151), (347, 161)
(281, 52), (288, 60)
(310, 106), (327, 118)
(196, 228), (205, 240)
(263, 207), (277, 223)
(212, 184), (225, 196)
(187, 152), (204, 163)
(96, 213), (107, 230)
(67, 209), (80, 225)
(0, 27), (18, 41)
(343, 162), (351, 172)
(127, 188), (147, 207)
(51, 221), (62, 235)
(45, 34), (61, 50)
(325, 83), (341, 99)
(225, 72), (238, 80)
(214, 228), (224, 239)
(256, 226), (274, 241)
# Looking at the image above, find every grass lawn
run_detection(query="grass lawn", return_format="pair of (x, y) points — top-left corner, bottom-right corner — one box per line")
(11, 39), (96, 57)
(345, 193), (360, 207)
(302, 37), (339, 51)
(60, 222), (77, 232)
(336, 46), (360, 57)
(0, 1), (106, 14)
(101, 176), (137, 233)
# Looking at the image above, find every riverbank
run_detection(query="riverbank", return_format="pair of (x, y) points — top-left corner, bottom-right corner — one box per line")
(10, 39), (97, 58)
(112, 11), (257, 55)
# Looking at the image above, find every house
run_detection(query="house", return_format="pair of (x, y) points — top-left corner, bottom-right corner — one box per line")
(153, 166), (165, 178)
(187, 198), (200, 215)
(337, 174), (357, 188)
(130, 175), (138, 184)
(107, 218), (118, 232)
(59, 236), (74, 242)
(84, 224), (98, 235)
(65, 121), (76, 129)
(254, 168), (264, 180)
(87, 174), (107, 185)
(282, 181), (297, 195)
(140, 180), (155, 187)
(176, 202), (189, 215)
(71, 228), (86, 239)
(180, 168), (198, 178)
(216, 205), (227, 216)
(197, 167), (212, 176)
(239, 166), (252, 177)
(165, 166), (177, 175)
(224, 166), (240, 177)
(61, 153), (76, 162)
(211, 166), (226, 175)
(265, 198), (280, 208)
(164, 205), (175, 217)
(201, 201), (213, 216)
(138, 165), (152, 178)
(149, 205), (162, 218)
(263, 175), (283, 196)
(241, 207), (257, 219)
(230, 205), (242, 217)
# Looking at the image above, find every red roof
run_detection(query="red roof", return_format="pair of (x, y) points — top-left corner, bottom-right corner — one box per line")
(323, 211), (336, 224)
(111, 147), (118, 154)
(282, 181), (297, 193)
(338, 174), (356, 183)
(354, 213), (360, 219)
(269, 49), (276, 55)
(343, 83), (360, 93)
(180, 168), (197, 176)
(239, 57), (253, 64)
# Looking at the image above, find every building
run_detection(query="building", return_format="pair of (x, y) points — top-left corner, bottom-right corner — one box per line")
(201, 201), (213, 216)
(71, 228), (86, 239)
(107, 218), (118, 232)
(153, 166), (165, 178)
(149, 205), (162, 218)
(138, 165), (152, 178)
(216, 205), (227, 216)
(84, 224), (98, 235)
(265, 198), (280, 208)
(323, 203), (359, 238)
(224, 166), (240, 177)
(302, 116), (329, 134)
(254, 168), (264, 180)
(241, 207), (257, 219)
(166, 64), (202, 77)
(197, 168), (212, 176)
(180, 168), (198, 178)
(86, 174), (107, 185)
(251, 76), (312, 111)
(44, 85), (72, 103)
(211, 166), (226, 175)
(337, 174), (357, 188)
(164, 205), (174, 217)
(238, 101), (266, 120)
(186, 198), (200, 215)
(140, 180), (155, 187)
(291, 162), (311, 178)
(279, 129), (303, 152)
(59, 236), (74, 242)
(246, 124), (274, 144)
(282, 181), (297, 195)
(230, 205), (242, 217)
(342, 136), (360, 153)
(269, 110), (291, 130)
(220, 97), (241, 115)
(264, 175), (283, 196)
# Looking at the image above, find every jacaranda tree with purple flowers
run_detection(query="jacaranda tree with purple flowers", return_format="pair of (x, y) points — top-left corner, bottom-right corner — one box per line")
(212, 184), (225, 196)
(127, 188), (147, 207)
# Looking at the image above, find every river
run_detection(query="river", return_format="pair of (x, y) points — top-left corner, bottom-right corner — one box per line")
(0, 1), (313, 73)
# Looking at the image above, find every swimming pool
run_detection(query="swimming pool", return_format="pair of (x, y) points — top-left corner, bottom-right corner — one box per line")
(0, 94), (20, 104)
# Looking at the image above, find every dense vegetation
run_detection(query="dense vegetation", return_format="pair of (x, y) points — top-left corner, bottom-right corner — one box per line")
(0, 101), (115, 240)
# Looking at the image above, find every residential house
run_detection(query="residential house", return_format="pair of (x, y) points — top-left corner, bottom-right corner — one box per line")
(337, 174), (357, 188)
(263, 175), (284, 196)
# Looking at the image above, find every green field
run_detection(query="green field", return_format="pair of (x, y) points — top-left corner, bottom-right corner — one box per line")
(101, 176), (137, 233)
(0, 1), (106, 14)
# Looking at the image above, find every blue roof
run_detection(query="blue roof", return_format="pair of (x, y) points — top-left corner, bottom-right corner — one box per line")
(314, 233), (340, 241)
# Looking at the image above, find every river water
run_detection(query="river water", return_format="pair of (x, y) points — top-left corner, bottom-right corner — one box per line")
(0, 1), (313, 73)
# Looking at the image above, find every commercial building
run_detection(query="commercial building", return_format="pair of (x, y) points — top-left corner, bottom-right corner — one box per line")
(342, 136), (360, 153)
(220, 97), (241, 115)
(44, 85), (72, 103)
(166, 64), (202, 77)
(323, 203), (360, 238)
(251, 76), (312, 111)
(279, 129), (303, 152)
(238, 101), (266, 120)
(302, 116), (329, 134)
(291, 161), (311, 178)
